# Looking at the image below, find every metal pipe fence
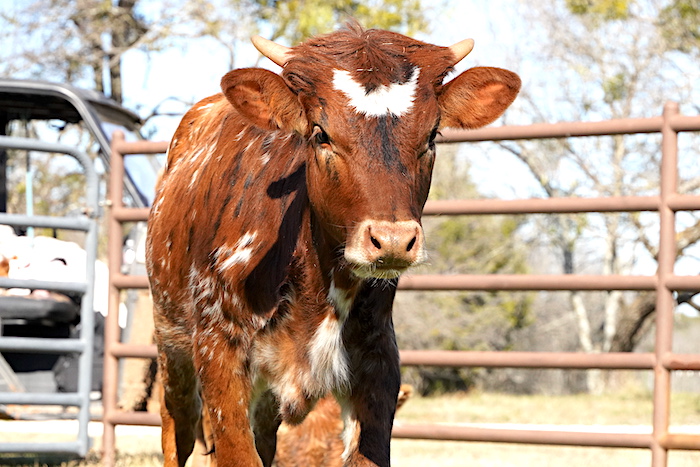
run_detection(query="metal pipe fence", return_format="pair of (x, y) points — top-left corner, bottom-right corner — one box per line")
(0, 136), (99, 457)
(102, 101), (700, 467)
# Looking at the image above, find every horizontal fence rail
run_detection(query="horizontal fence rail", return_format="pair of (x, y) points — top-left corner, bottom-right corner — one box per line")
(102, 102), (700, 467)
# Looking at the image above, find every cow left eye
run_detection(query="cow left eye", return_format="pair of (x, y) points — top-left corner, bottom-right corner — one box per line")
(312, 125), (331, 147)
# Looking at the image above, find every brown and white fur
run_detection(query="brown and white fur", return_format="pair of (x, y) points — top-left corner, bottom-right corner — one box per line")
(146, 21), (520, 467)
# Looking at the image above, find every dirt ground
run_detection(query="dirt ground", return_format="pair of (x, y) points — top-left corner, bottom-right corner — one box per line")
(2, 390), (700, 466)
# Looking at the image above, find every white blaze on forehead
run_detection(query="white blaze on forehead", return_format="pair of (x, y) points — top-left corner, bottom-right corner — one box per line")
(332, 67), (420, 117)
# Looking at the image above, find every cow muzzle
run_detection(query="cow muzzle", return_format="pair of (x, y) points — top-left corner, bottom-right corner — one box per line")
(344, 220), (426, 279)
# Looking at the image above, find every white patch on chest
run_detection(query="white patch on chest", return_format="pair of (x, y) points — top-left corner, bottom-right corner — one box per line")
(308, 315), (350, 392)
(332, 67), (420, 118)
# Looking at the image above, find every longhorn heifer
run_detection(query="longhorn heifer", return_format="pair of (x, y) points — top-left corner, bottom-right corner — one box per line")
(146, 22), (520, 467)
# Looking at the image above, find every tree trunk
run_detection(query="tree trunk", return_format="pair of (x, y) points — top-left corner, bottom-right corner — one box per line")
(610, 292), (656, 352)
(108, 0), (147, 104)
(108, 54), (122, 104)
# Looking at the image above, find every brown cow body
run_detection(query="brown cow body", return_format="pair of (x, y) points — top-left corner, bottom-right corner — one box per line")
(146, 22), (519, 467)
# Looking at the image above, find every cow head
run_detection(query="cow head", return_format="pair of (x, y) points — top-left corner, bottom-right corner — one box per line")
(221, 23), (520, 280)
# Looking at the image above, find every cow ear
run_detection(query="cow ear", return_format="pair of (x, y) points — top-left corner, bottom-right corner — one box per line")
(221, 68), (307, 133)
(438, 67), (521, 129)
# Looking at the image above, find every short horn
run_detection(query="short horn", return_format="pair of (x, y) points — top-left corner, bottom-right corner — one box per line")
(251, 35), (292, 67)
(448, 38), (475, 65)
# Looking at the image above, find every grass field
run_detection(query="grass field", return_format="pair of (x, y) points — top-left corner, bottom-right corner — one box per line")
(2, 389), (700, 466)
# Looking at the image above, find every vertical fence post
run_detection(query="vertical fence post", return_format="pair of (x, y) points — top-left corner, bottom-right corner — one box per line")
(102, 131), (126, 467)
(652, 102), (679, 467)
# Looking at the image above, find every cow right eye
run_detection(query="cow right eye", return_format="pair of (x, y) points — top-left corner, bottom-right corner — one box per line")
(312, 125), (331, 147)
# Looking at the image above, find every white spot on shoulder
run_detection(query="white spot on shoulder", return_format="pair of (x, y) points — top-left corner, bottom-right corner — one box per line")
(216, 231), (258, 273)
(189, 146), (207, 164)
(333, 67), (420, 118)
(188, 168), (200, 189)
(151, 195), (165, 216)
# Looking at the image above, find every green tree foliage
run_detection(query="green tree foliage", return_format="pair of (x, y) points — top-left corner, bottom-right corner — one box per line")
(658, 0), (700, 53)
(249, 0), (428, 43)
(566, 0), (630, 20)
(565, 0), (700, 54)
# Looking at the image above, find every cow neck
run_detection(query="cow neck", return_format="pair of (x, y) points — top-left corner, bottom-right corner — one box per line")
(308, 212), (362, 318)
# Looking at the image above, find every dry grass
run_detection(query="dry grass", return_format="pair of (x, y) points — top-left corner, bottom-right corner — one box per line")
(391, 389), (700, 467)
(396, 388), (700, 426)
(1, 390), (699, 466)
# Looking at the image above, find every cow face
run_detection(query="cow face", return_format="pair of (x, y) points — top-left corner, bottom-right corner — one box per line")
(222, 25), (520, 280)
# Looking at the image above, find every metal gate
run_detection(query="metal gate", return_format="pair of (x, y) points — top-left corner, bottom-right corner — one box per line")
(0, 136), (99, 457)
(102, 101), (700, 467)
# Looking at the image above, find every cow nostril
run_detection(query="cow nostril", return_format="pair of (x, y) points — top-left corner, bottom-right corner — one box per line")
(370, 236), (382, 250)
(406, 236), (416, 252)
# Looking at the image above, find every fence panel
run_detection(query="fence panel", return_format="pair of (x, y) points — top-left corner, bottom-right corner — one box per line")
(102, 102), (700, 467)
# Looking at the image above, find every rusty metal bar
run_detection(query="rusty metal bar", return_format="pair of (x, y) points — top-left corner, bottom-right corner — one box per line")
(108, 271), (700, 294)
(112, 206), (150, 223)
(663, 275), (700, 291)
(112, 139), (169, 155)
(662, 434), (700, 451)
(667, 194), (700, 212)
(102, 131), (127, 467)
(670, 115), (700, 132)
(422, 193), (700, 216)
(113, 271), (700, 293)
(111, 342), (158, 359)
(661, 353), (700, 371)
(105, 410), (161, 427)
(436, 112), (698, 143)
(650, 102), (680, 467)
(423, 196), (661, 215)
(112, 273), (150, 290)
(392, 423), (653, 449)
(438, 116), (665, 142)
(398, 274), (659, 291)
(399, 350), (655, 369)
(104, 344), (700, 371)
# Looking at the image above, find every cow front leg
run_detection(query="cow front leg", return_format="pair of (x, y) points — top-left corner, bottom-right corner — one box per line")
(251, 389), (282, 467)
(195, 328), (262, 467)
(340, 338), (400, 467)
(156, 328), (201, 467)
